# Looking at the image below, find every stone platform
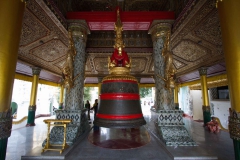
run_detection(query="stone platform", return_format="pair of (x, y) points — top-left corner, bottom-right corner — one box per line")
(21, 128), (90, 160)
(156, 110), (197, 146)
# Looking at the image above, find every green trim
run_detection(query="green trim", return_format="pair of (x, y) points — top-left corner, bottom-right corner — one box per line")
(0, 138), (8, 160)
(203, 110), (211, 125)
(59, 103), (63, 109)
(233, 139), (240, 160)
(174, 103), (179, 110)
(26, 110), (36, 126)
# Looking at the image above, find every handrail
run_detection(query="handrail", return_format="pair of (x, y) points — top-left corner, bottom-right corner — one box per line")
(214, 117), (229, 132)
(12, 116), (28, 124)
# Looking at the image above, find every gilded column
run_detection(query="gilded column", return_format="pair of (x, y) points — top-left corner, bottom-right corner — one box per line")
(136, 77), (141, 87)
(26, 67), (41, 127)
(64, 20), (90, 110)
(148, 21), (174, 110)
(217, 0), (240, 159)
(198, 67), (211, 125)
(0, 1), (25, 159)
(59, 81), (64, 109)
(98, 77), (103, 96)
(174, 82), (179, 110)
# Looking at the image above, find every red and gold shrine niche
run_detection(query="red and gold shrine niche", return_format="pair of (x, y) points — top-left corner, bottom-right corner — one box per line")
(93, 9), (146, 128)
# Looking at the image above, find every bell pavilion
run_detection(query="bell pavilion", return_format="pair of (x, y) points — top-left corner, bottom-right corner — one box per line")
(0, 0), (239, 160)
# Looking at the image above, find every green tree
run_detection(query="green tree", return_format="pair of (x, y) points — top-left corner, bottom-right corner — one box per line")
(139, 87), (152, 98)
(84, 87), (92, 102)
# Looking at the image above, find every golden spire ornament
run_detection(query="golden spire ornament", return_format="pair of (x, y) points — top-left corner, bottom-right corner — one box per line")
(108, 8), (131, 74)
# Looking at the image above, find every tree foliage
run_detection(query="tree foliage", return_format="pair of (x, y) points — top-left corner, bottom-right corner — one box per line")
(84, 87), (92, 102)
(139, 87), (152, 98)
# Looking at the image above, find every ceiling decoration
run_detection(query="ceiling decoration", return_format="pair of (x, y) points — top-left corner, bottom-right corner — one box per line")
(87, 31), (152, 48)
(18, 0), (68, 76)
(193, 10), (222, 46)
(30, 39), (68, 62)
(173, 59), (186, 69)
(47, 0), (188, 17)
(173, 40), (209, 62)
(85, 52), (153, 78)
(20, 10), (50, 47)
(125, 0), (169, 11)
(171, 0), (224, 76)
(15, 0), (226, 84)
(43, 0), (67, 28)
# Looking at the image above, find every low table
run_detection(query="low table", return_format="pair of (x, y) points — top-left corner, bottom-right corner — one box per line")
(42, 119), (72, 154)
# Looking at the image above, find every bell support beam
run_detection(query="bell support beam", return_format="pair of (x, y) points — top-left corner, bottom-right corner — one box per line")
(67, 11), (174, 30)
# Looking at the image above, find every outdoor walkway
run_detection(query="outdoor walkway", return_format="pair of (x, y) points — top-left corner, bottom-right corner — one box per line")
(6, 106), (235, 160)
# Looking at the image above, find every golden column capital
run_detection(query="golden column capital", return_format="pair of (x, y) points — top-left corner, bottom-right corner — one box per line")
(68, 20), (90, 42)
(148, 20), (174, 42)
(198, 67), (208, 76)
(31, 67), (41, 76)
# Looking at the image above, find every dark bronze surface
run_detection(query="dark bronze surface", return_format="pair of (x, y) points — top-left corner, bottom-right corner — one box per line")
(94, 79), (146, 128)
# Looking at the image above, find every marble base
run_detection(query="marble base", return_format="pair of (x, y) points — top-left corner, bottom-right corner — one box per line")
(156, 110), (196, 146)
(88, 126), (150, 149)
(42, 109), (90, 147)
(21, 126), (91, 160)
(156, 125), (197, 146)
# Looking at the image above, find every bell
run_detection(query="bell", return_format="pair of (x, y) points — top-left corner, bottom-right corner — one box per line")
(93, 68), (146, 128)
(93, 9), (146, 128)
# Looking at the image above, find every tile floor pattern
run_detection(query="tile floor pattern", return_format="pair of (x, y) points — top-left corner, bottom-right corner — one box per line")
(6, 106), (235, 160)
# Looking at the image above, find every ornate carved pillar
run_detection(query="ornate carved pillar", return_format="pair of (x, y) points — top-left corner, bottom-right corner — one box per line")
(0, 1), (25, 159)
(65, 20), (90, 110)
(217, 0), (240, 159)
(26, 67), (41, 127)
(198, 67), (211, 125)
(148, 21), (174, 110)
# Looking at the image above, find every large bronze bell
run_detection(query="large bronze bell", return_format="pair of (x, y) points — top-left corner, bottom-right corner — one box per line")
(93, 68), (146, 128)
(93, 9), (146, 128)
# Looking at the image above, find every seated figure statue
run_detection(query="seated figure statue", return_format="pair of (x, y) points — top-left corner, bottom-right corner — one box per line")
(109, 47), (130, 69)
(206, 117), (220, 133)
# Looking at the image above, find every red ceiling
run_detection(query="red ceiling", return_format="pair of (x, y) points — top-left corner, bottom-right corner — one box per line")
(67, 11), (175, 30)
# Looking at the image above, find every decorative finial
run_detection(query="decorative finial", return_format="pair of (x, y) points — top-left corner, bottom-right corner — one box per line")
(108, 8), (131, 74)
(113, 8), (125, 55)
